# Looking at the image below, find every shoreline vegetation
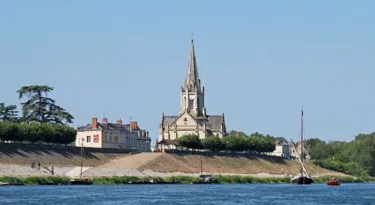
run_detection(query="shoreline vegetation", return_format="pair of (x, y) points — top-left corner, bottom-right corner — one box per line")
(0, 175), (373, 185)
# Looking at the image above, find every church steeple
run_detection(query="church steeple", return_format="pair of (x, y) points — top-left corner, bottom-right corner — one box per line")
(180, 38), (205, 117)
(184, 39), (201, 92)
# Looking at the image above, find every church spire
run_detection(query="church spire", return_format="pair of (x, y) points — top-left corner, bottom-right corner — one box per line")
(184, 39), (200, 91)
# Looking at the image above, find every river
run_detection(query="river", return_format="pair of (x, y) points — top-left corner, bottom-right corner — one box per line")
(0, 184), (374, 204)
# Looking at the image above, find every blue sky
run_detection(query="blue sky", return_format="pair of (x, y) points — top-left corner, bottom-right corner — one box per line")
(1, 0), (374, 143)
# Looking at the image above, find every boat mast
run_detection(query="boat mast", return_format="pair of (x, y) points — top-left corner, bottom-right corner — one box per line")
(200, 154), (203, 175)
(80, 137), (84, 180)
(301, 109), (304, 161)
(300, 109), (304, 175)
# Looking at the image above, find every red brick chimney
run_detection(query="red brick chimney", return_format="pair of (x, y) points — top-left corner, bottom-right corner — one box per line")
(92, 117), (98, 129)
(130, 121), (138, 130)
(235, 132), (240, 137)
(102, 117), (108, 123)
(116, 119), (122, 125)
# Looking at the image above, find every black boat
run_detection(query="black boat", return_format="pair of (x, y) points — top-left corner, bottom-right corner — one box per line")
(39, 182), (60, 185)
(70, 137), (93, 185)
(0, 182), (25, 186)
(192, 154), (213, 184)
(70, 178), (93, 185)
(291, 109), (313, 185)
(10, 182), (25, 186)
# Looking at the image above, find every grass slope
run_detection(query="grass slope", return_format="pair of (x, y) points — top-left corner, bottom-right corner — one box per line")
(139, 152), (344, 176)
(0, 144), (129, 167)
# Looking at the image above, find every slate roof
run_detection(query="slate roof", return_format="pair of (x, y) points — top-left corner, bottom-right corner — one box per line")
(157, 139), (179, 146)
(162, 114), (224, 132)
(77, 123), (137, 132)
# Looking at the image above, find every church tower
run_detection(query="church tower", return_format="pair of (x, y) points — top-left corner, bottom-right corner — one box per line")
(179, 39), (206, 117)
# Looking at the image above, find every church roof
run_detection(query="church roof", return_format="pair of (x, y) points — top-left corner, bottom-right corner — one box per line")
(162, 114), (224, 132)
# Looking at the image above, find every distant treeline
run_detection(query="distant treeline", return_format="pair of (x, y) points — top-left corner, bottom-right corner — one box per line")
(306, 133), (375, 177)
(0, 122), (76, 144)
(176, 132), (277, 153)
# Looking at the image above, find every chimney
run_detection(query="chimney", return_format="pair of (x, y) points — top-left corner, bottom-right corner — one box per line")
(235, 132), (240, 137)
(130, 121), (138, 130)
(116, 119), (122, 125)
(92, 117), (98, 129)
(102, 117), (108, 123)
(275, 140), (279, 145)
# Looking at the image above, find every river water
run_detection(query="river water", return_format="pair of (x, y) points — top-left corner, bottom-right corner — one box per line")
(0, 184), (374, 205)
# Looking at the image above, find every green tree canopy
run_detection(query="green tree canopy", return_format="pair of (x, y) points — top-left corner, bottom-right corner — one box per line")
(201, 136), (224, 151)
(0, 121), (76, 144)
(176, 134), (202, 150)
(17, 85), (74, 124)
(0, 103), (19, 122)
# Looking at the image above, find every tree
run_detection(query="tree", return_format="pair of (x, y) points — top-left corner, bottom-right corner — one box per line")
(17, 85), (74, 124)
(176, 134), (202, 150)
(202, 136), (224, 151)
(0, 121), (77, 144)
(0, 103), (19, 122)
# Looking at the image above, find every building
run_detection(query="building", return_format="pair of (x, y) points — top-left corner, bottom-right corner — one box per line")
(156, 39), (227, 151)
(75, 117), (151, 152)
(267, 145), (290, 157)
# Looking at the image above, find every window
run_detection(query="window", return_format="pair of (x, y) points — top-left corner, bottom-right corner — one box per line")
(189, 99), (194, 109)
(86, 136), (91, 143)
(93, 135), (99, 143)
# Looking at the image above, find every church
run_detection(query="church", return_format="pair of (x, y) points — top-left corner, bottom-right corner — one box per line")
(156, 39), (227, 151)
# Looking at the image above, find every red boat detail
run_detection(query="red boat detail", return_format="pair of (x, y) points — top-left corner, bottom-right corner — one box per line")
(326, 178), (340, 186)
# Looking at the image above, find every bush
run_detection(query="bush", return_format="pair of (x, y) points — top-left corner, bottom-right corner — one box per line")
(202, 136), (224, 151)
(176, 133), (276, 153)
(313, 159), (369, 177)
(0, 122), (76, 144)
(177, 134), (202, 150)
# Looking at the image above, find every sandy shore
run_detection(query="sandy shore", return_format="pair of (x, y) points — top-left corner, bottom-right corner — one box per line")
(0, 165), (305, 178)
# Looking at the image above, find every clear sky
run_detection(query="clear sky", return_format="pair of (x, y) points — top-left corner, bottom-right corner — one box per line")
(1, 0), (374, 143)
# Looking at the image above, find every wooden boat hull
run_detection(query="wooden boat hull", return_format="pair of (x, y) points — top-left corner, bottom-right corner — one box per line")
(39, 182), (59, 185)
(291, 176), (313, 185)
(70, 179), (93, 185)
(326, 180), (340, 186)
(128, 181), (180, 184)
(192, 181), (212, 184)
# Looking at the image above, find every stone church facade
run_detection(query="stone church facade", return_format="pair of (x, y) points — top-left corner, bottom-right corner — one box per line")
(156, 39), (227, 150)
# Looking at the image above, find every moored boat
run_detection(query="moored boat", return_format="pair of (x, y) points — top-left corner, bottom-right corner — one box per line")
(39, 182), (60, 185)
(326, 178), (340, 186)
(192, 154), (213, 184)
(70, 178), (93, 185)
(291, 109), (313, 185)
(70, 137), (93, 185)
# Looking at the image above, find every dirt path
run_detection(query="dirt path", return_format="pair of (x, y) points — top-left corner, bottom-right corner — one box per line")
(99, 153), (163, 168)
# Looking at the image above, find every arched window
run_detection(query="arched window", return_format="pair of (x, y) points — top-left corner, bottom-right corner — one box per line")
(189, 99), (194, 110)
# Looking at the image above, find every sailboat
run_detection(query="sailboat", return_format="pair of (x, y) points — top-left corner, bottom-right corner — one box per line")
(70, 138), (93, 185)
(193, 154), (212, 184)
(291, 109), (313, 185)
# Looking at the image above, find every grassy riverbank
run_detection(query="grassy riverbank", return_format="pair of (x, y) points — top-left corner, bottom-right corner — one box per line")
(0, 175), (372, 185)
